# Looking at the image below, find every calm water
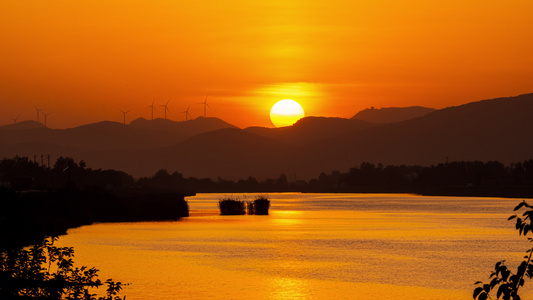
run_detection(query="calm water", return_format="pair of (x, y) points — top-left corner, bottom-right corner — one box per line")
(57, 193), (533, 299)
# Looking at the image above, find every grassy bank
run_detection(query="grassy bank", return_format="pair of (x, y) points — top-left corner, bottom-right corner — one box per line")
(0, 187), (189, 251)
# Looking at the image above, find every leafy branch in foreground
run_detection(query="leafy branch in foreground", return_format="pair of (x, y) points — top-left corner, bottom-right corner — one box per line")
(474, 201), (533, 300)
(0, 236), (124, 300)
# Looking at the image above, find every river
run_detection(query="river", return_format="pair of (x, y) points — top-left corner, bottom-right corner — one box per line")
(56, 193), (533, 299)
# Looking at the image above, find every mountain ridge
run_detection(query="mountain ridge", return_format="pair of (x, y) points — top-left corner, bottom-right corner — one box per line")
(1, 93), (532, 179)
(244, 116), (376, 145)
(0, 117), (237, 151)
(351, 106), (436, 124)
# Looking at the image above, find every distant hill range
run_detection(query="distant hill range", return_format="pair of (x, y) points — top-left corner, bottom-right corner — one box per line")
(1, 93), (532, 180)
(0, 117), (236, 150)
(351, 106), (436, 123)
(244, 117), (375, 145)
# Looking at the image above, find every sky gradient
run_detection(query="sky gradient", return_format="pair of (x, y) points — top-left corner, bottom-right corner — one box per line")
(1, 0), (532, 128)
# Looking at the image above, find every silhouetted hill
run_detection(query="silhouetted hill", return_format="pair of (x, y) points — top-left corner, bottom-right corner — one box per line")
(0, 121), (169, 151)
(129, 116), (237, 139)
(0, 117), (239, 175)
(293, 93), (533, 177)
(351, 106), (435, 123)
(244, 117), (376, 145)
(154, 128), (291, 179)
(0, 117), (237, 151)
(1, 93), (532, 179)
(83, 128), (291, 180)
(0, 121), (46, 130)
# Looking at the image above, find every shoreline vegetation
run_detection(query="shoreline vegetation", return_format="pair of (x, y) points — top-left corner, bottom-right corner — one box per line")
(136, 160), (533, 199)
(0, 237), (125, 300)
(2, 155), (530, 251)
(0, 157), (191, 252)
(474, 201), (533, 300)
(219, 196), (271, 215)
(2, 156), (533, 198)
(0, 187), (189, 252)
(2, 155), (533, 251)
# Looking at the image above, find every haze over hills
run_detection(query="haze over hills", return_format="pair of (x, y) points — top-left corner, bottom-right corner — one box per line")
(1, 93), (532, 180)
(0, 117), (236, 150)
(244, 117), (376, 145)
(129, 116), (237, 138)
(0, 121), (46, 131)
(351, 106), (436, 124)
(0, 117), (238, 172)
(294, 93), (533, 176)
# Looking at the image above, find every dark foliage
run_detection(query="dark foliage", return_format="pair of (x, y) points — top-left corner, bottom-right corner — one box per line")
(136, 169), (196, 196)
(247, 197), (270, 215)
(136, 160), (533, 197)
(313, 160), (533, 197)
(0, 237), (123, 300)
(0, 156), (133, 191)
(0, 187), (189, 251)
(0, 157), (189, 251)
(474, 201), (533, 300)
(6, 155), (533, 197)
(218, 199), (246, 215)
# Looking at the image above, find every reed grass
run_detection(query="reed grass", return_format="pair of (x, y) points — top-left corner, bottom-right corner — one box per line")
(251, 196), (270, 215)
(219, 195), (270, 215)
(218, 198), (246, 215)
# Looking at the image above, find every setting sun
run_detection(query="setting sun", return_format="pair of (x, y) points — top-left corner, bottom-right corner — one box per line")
(270, 99), (305, 127)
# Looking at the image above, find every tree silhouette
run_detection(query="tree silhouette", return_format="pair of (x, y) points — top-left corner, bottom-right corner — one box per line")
(474, 201), (533, 300)
(0, 237), (124, 300)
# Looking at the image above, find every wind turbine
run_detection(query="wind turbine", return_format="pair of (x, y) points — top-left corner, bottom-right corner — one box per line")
(181, 104), (192, 121)
(119, 109), (131, 125)
(199, 95), (209, 117)
(9, 114), (21, 124)
(33, 105), (44, 123)
(159, 99), (170, 120)
(42, 111), (52, 127)
(147, 100), (157, 120)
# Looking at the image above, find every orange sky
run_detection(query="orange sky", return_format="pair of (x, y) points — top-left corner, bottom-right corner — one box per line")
(1, 0), (532, 129)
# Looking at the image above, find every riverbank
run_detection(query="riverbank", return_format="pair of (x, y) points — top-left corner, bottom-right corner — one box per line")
(0, 187), (189, 251)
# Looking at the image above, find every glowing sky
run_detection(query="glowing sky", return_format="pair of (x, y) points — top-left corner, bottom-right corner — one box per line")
(1, 1), (532, 128)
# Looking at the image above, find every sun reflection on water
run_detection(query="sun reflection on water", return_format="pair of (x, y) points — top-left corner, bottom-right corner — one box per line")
(269, 277), (311, 300)
(270, 210), (305, 226)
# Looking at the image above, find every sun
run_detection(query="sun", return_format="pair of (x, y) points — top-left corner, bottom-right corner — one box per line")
(270, 99), (305, 127)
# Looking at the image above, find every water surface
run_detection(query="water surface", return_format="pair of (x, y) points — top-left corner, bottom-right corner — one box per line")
(57, 193), (533, 299)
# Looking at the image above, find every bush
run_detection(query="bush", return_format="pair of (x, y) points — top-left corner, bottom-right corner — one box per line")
(249, 196), (270, 215)
(0, 237), (124, 300)
(218, 198), (246, 215)
(474, 201), (533, 300)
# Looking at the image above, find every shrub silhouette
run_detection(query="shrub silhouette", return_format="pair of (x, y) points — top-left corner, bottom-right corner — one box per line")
(219, 198), (246, 215)
(248, 196), (270, 215)
(0, 237), (124, 300)
(474, 201), (533, 300)
(219, 196), (270, 215)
